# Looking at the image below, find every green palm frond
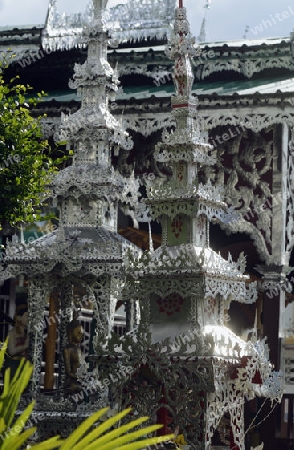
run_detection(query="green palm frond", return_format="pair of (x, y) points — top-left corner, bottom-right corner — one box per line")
(0, 339), (61, 449)
(59, 406), (174, 450)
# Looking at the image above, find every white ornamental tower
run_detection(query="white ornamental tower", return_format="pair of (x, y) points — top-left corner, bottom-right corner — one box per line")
(92, 3), (283, 449)
(1, 0), (139, 437)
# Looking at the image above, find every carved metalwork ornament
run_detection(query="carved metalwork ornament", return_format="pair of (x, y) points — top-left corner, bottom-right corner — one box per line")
(92, 5), (283, 449)
(42, 0), (176, 51)
(0, 0), (286, 447)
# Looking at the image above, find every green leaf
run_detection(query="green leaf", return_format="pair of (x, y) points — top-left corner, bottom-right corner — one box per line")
(59, 407), (111, 450)
(0, 68), (69, 229)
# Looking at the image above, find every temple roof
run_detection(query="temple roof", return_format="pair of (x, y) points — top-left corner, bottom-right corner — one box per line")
(42, 0), (176, 50)
(201, 36), (291, 47)
(40, 74), (294, 104)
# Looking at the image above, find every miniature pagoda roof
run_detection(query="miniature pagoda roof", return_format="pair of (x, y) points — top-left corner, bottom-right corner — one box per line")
(129, 244), (247, 279)
(3, 226), (140, 272)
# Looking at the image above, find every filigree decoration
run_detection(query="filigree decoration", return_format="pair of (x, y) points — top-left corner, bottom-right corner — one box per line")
(165, 10), (196, 99)
(110, 110), (294, 139)
(154, 141), (215, 165)
(123, 115), (176, 138)
(92, 326), (214, 446)
(91, 277), (116, 344)
(27, 277), (51, 395)
(147, 198), (238, 226)
(198, 111), (294, 133)
(133, 200), (152, 223)
(156, 293), (184, 316)
(52, 0), (134, 157)
(165, 8), (197, 61)
(32, 396), (76, 412)
(159, 125), (212, 149)
(196, 51), (294, 81)
(119, 64), (173, 82)
(198, 180), (224, 202)
(246, 281), (258, 303)
(214, 129), (274, 263)
(147, 200), (200, 221)
(127, 244), (203, 277)
(5, 3), (287, 447)
(205, 278), (256, 304)
(3, 228), (139, 282)
(285, 130), (294, 264)
(58, 106), (133, 154)
(147, 179), (225, 207)
(125, 245), (256, 311)
(127, 244), (248, 279)
(206, 336), (283, 450)
(69, 60), (116, 89)
(124, 277), (204, 301)
(49, 164), (139, 206)
(42, 0), (175, 51)
(235, 339), (284, 402)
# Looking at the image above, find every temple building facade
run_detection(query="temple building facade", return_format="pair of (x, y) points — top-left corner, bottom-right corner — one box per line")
(1, 0), (294, 449)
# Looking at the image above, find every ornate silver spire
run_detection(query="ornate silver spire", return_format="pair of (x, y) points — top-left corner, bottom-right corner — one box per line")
(59, 0), (132, 159)
(51, 0), (137, 231)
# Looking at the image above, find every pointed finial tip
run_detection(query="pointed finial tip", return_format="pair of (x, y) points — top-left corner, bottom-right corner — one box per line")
(179, 0), (183, 7)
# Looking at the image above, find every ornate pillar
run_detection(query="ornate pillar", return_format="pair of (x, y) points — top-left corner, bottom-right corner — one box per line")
(28, 276), (50, 397)
(136, 283), (151, 341)
(125, 299), (140, 332)
(91, 275), (117, 351)
(44, 290), (59, 390)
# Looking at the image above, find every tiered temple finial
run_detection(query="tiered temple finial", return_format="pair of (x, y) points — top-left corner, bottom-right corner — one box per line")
(52, 0), (136, 231)
(115, 4), (283, 448)
(167, 2), (196, 100)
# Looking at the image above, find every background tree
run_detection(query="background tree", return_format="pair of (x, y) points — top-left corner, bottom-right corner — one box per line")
(0, 67), (64, 231)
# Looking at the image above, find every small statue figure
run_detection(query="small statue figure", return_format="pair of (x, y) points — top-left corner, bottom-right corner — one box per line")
(63, 319), (84, 394)
(5, 305), (29, 378)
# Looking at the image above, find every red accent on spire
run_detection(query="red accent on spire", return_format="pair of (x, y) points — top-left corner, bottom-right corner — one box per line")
(179, 0), (183, 7)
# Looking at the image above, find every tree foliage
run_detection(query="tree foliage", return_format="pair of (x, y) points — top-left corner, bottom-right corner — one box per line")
(0, 68), (63, 230)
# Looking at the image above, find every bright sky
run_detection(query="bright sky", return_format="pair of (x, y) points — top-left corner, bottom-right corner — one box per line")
(0, 0), (294, 43)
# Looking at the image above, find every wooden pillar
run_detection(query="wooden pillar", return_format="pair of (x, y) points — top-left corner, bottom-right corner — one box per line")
(44, 292), (59, 390)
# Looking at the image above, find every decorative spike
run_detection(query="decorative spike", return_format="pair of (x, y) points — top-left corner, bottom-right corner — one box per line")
(198, 16), (206, 43)
(179, 0), (183, 7)
(198, 0), (211, 43)
(167, 6), (196, 101)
